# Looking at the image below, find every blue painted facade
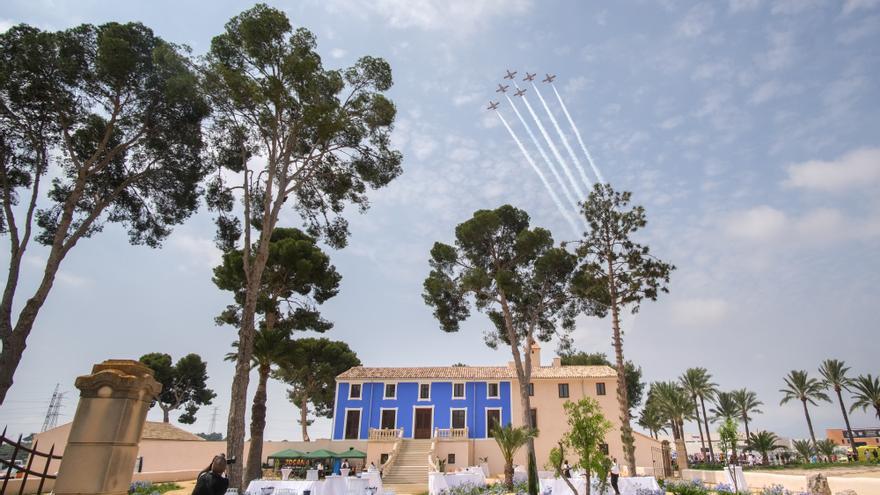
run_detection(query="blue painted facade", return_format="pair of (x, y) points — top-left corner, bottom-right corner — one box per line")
(332, 381), (512, 440)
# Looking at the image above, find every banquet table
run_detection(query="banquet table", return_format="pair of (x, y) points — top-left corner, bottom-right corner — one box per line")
(428, 471), (487, 495)
(245, 476), (380, 495)
(538, 476), (661, 495)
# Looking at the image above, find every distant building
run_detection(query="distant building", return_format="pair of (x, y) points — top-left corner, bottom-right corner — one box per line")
(827, 427), (880, 447)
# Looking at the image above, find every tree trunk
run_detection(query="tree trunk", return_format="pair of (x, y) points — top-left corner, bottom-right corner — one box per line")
(300, 396), (311, 442)
(504, 462), (513, 489)
(801, 399), (817, 448)
(674, 420), (688, 470)
(834, 387), (855, 452)
(609, 299), (636, 475)
(693, 397), (706, 457)
(245, 364), (270, 486)
(742, 414), (751, 446)
(700, 397), (715, 462)
(163, 408), (170, 423)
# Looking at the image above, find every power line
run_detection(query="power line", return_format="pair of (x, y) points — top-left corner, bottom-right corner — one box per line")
(40, 383), (65, 432)
(209, 406), (219, 434)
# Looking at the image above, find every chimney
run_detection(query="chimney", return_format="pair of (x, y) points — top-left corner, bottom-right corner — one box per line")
(552, 357), (561, 368)
(529, 343), (541, 368)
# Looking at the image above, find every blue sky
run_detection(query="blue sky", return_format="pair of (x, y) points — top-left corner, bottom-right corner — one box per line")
(1, 0), (878, 442)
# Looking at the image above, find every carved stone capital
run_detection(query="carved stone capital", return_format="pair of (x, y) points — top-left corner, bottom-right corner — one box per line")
(75, 359), (162, 401)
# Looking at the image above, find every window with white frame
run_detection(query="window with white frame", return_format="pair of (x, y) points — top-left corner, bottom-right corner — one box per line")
(349, 383), (362, 399)
(453, 382), (465, 399)
(419, 383), (431, 400)
(384, 383), (397, 399)
(487, 382), (500, 399)
(451, 409), (467, 429)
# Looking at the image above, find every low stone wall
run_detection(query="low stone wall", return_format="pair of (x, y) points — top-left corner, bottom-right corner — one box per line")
(681, 469), (880, 494)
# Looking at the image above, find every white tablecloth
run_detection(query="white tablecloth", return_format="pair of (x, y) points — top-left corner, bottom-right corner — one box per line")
(539, 476), (660, 495)
(246, 477), (379, 495)
(723, 466), (748, 492)
(361, 471), (383, 491)
(428, 472), (487, 495)
(513, 470), (557, 483)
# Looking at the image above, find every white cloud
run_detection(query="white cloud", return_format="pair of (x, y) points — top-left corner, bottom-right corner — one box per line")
(170, 234), (222, 268)
(329, 48), (347, 59)
(842, 0), (880, 15)
(755, 30), (796, 71)
(660, 115), (684, 129)
(0, 19), (13, 33)
(783, 147), (880, 192)
(671, 297), (730, 328)
(723, 205), (788, 241)
(729, 0), (762, 12)
(563, 76), (589, 94)
(771, 0), (825, 15)
(452, 92), (480, 107)
(677, 4), (715, 38)
(326, 0), (532, 36)
(836, 15), (880, 43)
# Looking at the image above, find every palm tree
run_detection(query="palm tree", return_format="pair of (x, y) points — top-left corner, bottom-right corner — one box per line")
(792, 439), (814, 463)
(818, 359), (856, 450)
(653, 381), (696, 470)
(780, 370), (830, 448)
(637, 403), (668, 440)
(492, 423), (537, 489)
(227, 326), (294, 483)
(679, 367), (718, 462)
(747, 431), (782, 465)
(732, 388), (762, 444)
(849, 374), (880, 420)
(710, 391), (739, 423)
(815, 439), (837, 462)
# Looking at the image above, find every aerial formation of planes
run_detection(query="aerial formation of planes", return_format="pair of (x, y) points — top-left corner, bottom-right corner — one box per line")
(487, 70), (557, 110)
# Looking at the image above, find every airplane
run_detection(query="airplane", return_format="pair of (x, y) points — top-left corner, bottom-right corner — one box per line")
(514, 88), (527, 97)
(496, 84), (509, 93)
(542, 73), (556, 83)
(523, 72), (536, 82)
(487, 101), (499, 110)
(504, 69), (517, 80)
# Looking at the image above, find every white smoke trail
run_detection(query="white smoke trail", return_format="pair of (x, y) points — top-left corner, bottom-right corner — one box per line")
(551, 83), (605, 184)
(513, 82), (587, 200)
(504, 94), (582, 216)
(496, 111), (581, 237)
(531, 82), (593, 190)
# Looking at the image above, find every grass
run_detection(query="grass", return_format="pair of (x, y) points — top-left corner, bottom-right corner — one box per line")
(750, 461), (878, 471)
(129, 482), (182, 495)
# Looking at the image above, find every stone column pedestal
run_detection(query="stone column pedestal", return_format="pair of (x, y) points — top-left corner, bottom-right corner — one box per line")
(54, 360), (162, 495)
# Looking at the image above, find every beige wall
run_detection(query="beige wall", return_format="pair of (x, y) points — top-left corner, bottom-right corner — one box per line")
(683, 469), (880, 494)
(365, 440), (397, 468)
(435, 440), (471, 471)
(508, 375), (660, 472)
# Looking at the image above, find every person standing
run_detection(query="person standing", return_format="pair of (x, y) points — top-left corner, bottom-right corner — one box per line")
(562, 460), (572, 478)
(192, 455), (229, 495)
(610, 457), (620, 495)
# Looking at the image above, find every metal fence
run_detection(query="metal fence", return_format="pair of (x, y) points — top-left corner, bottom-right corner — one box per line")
(0, 427), (61, 495)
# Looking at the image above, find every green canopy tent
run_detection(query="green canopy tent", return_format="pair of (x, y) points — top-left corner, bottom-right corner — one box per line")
(267, 448), (306, 460)
(334, 448), (366, 459)
(303, 449), (339, 459)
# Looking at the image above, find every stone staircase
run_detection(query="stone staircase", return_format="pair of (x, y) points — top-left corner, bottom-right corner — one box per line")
(382, 439), (432, 488)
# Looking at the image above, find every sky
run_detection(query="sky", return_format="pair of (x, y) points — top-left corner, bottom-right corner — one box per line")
(0, 0), (878, 444)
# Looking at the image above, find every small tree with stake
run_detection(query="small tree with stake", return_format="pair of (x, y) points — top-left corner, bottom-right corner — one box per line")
(569, 183), (674, 475)
(563, 398), (612, 495)
(423, 205), (598, 495)
(718, 418), (741, 494)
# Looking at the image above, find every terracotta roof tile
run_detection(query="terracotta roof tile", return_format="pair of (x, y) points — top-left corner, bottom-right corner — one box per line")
(337, 365), (615, 380)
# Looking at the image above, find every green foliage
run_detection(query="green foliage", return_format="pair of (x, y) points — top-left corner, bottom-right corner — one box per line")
(780, 370), (831, 406)
(710, 392), (740, 423)
(558, 350), (645, 411)
(490, 423), (537, 488)
(129, 482), (180, 495)
(637, 402), (667, 438)
(213, 228), (341, 333)
(815, 439), (837, 459)
(849, 374), (880, 419)
(648, 381), (696, 440)
(203, 3), (402, 250)
(747, 431), (782, 464)
(276, 338), (361, 420)
(731, 389), (762, 428)
(663, 479), (709, 495)
(717, 418), (739, 457)
(792, 439), (814, 462)
(196, 432), (223, 441)
(139, 353), (215, 424)
(818, 359), (852, 392)
(562, 398), (612, 480)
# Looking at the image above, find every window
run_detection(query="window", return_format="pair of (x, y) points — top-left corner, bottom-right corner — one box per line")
(486, 409), (501, 437)
(419, 383), (431, 400)
(381, 409), (397, 430)
(528, 383), (534, 396)
(344, 409), (361, 439)
(380, 453), (389, 465)
(600, 443), (609, 455)
(558, 383), (569, 398)
(487, 382), (500, 399)
(448, 454), (456, 465)
(596, 383), (606, 396)
(451, 409), (467, 429)
(529, 408), (538, 429)
(384, 383), (397, 399)
(349, 383), (362, 399)
(453, 382), (466, 399)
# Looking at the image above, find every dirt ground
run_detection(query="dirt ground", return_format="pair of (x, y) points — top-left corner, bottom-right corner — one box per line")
(751, 465), (880, 478)
(164, 479), (196, 495)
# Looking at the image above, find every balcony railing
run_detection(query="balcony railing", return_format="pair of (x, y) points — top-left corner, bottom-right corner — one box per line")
(434, 427), (468, 440)
(369, 428), (403, 441)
